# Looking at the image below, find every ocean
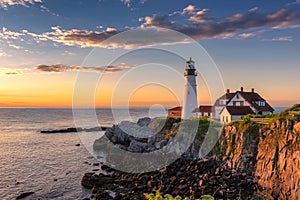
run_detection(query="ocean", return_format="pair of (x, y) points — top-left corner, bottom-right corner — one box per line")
(0, 108), (166, 200)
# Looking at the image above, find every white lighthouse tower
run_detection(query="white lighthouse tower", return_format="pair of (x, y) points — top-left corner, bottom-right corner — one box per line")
(182, 58), (198, 119)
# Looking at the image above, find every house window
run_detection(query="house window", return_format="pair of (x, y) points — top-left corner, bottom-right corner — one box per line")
(202, 112), (204, 116)
(236, 94), (239, 99)
(226, 116), (228, 122)
(241, 101), (244, 106)
(222, 116), (225, 122)
(220, 100), (226, 105)
(233, 102), (236, 106)
(208, 112), (211, 117)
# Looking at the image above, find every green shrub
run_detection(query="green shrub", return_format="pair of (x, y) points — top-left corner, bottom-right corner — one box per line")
(144, 190), (214, 200)
(286, 104), (300, 112)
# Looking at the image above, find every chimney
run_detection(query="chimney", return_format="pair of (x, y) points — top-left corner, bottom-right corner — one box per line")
(241, 87), (244, 92)
(226, 89), (230, 94)
(251, 88), (254, 93)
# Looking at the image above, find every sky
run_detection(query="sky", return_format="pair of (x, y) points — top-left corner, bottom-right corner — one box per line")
(0, 0), (299, 108)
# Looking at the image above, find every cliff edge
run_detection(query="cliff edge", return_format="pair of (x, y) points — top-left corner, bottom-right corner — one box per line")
(220, 107), (300, 199)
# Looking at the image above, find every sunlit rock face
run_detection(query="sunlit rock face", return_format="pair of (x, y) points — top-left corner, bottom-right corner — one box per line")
(221, 120), (300, 199)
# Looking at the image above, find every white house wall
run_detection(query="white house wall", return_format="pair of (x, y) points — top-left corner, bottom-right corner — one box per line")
(214, 106), (224, 119)
(220, 108), (231, 123)
(196, 112), (212, 117)
(227, 93), (250, 106)
(220, 108), (244, 124)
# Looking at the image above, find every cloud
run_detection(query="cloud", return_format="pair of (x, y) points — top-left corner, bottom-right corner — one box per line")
(239, 33), (257, 38)
(120, 0), (148, 7)
(1, 5), (299, 49)
(7, 43), (22, 49)
(8, 25), (189, 49)
(0, 0), (42, 8)
(46, 26), (121, 48)
(0, 49), (11, 57)
(121, 0), (131, 7)
(35, 63), (135, 73)
(272, 21), (300, 29)
(141, 6), (300, 40)
(183, 5), (196, 14)
(238, 30), (265, 39)
(1, 27), (24, 39)
(4, 71), (22, 75)
(0, 68), (23, 76)
(271, 36), (293, 41)
(40, 5), (59, 16)
(35, 64), (80, 72)
(189, 9), (209, 23)
(249, 7), (259, 12)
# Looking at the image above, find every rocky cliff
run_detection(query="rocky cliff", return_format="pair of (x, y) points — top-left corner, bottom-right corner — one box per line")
(221, 119), (300, 199)
(84, 106), (300, 199)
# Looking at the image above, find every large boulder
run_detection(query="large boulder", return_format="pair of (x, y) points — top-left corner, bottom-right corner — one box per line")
(105, 124), (132, 146)
(118, 121), (155, 138)
(127, 140), (148, 152)
(155, 139), (168, 149)
(137, 117), (151, 127)
(99, 118), (157, 151)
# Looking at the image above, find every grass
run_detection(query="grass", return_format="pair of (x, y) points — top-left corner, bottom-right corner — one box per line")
(229, 104), (300, 125)
(150, 117), (211, 140)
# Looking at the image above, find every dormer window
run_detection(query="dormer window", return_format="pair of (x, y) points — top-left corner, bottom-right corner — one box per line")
(256, 101), (265, 106)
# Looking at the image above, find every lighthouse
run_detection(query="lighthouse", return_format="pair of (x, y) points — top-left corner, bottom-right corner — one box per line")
(182, 58), (198, 119)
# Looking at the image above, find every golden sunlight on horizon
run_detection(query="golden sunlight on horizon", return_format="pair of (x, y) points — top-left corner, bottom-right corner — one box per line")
(0, 70), (299, 108)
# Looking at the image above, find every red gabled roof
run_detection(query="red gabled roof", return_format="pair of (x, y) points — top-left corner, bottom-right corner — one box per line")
(225, 106), (255, 116)
(239, 92), (274, 112)
(168, 106), (182, 111)
(214, 93), (235, 106)
(192, 105), (213, 113)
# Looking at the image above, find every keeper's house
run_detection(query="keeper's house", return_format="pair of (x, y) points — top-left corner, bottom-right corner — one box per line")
(219, 87), (274, 123)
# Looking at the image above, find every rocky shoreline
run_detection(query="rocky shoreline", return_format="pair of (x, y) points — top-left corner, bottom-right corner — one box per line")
(82, 157), (261, 200)
(81, 108), (300, 200)
(81, 117), (262, 200)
